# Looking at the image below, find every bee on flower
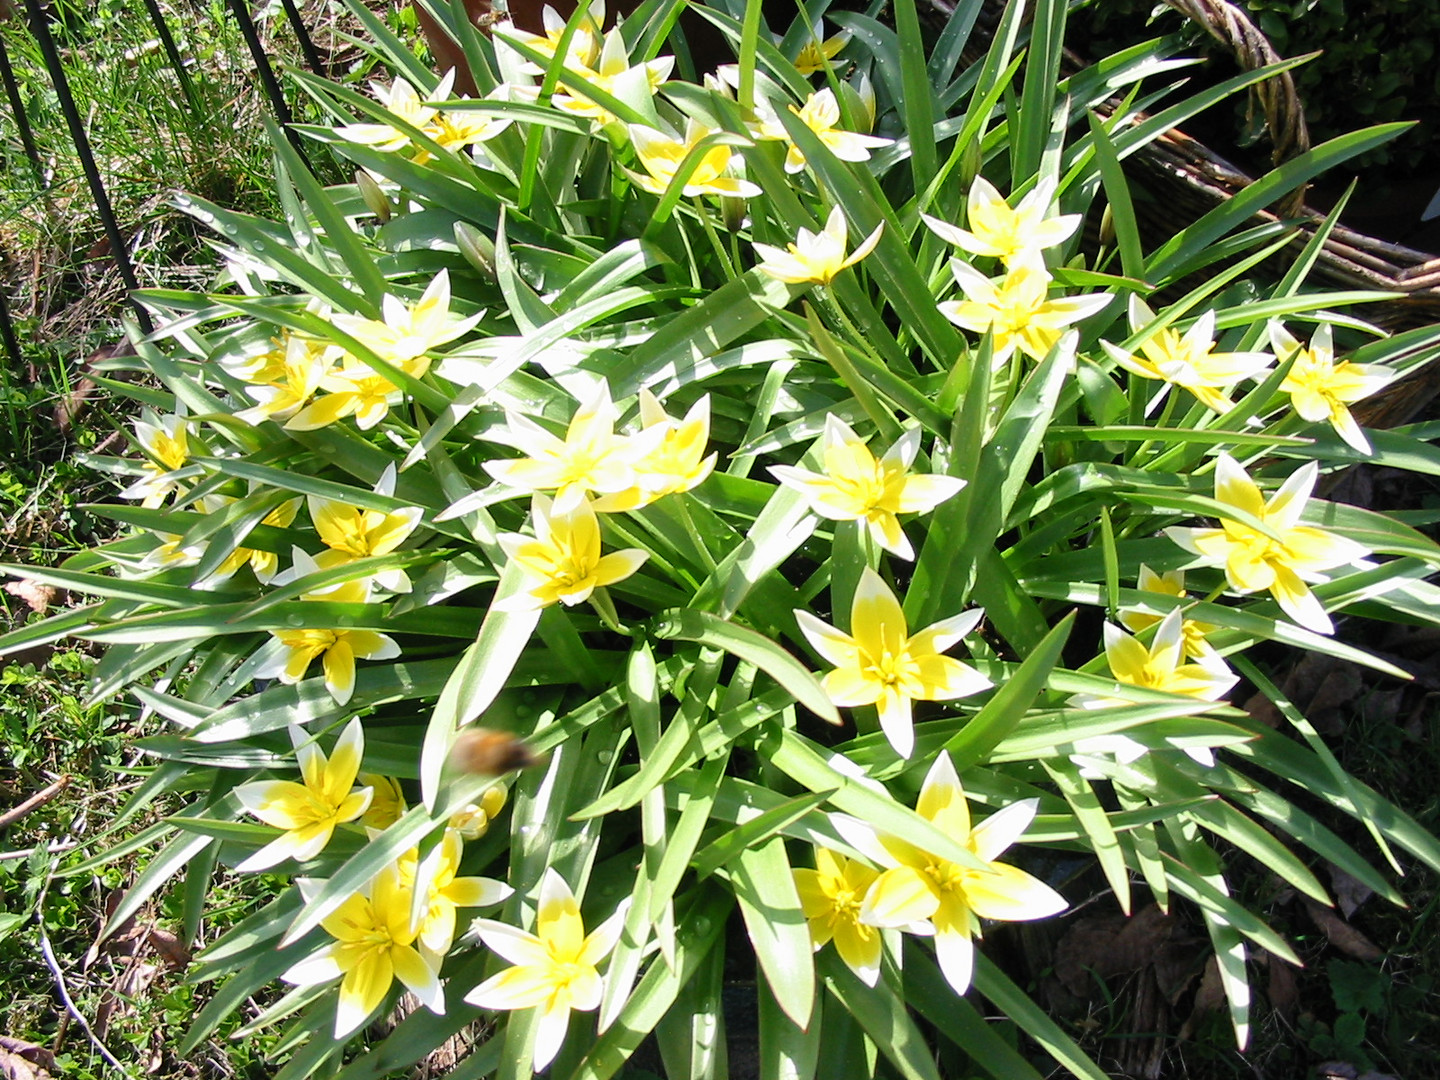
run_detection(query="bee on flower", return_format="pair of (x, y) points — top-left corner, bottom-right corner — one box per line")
(770, 415), (965, 559)
(1269, 320), (1396, 454)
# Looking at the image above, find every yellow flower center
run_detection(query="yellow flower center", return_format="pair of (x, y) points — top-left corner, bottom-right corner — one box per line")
(923, 858), (967, 896)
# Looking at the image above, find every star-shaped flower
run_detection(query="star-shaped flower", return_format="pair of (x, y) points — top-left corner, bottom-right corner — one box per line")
(591, 391), (717, 512)
(795, 568), (991, 758)
(770, 415), (965, 559)
(940, 263), (1108, 365)
(1165, 453), (1370, 634)
(1072, 608), (1237, 710)
(758, 87), (891, 173)
(1269, 321), (1396, 454)
(1117, 565), (1221, 667)
(626, 120), (760, 199)
(833, 753), (1067, 995)
(465, 869), (627, 1072)
(234, 719), (373, 872)
(1102, 296), (1272, 412)
(753, 206), (883, 285)
(793, 847), (882, 985)
(923, 176), (1081, 269)
(497, 495), (648, 610)
(282, 861), (443, 1037)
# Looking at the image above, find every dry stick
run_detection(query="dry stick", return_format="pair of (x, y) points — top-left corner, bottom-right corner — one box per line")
(0, 841), (78, 862)
(34, 871), (139, 1079)
(0, 775), (71, 830)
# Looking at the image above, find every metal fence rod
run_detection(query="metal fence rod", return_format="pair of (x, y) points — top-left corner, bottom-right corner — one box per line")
(277, 0), (328, 78)
(0, 281), (24, 389)
(136, 0), (204, 116)
(0, 30), (46, 184)
(222, 0), (312, 167)
(16, 0), (153, 335)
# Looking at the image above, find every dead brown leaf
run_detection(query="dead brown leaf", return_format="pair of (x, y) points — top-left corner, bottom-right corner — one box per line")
(1053, 904), (1176, 998)
(1328, 865), (1375, 921)
(3, 580), (57, 615)
(1303, 898), (1385, 962)
(1243, 688), (1283, 728)
(1267, 954), (1300, 1021)
(1177, 955), (1226, 1041)
(0, 1038), (54, 1080)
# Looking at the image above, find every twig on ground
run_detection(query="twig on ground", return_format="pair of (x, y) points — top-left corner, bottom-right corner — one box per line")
(34, 871), (139, 1079)
(0, 775), (71, 829)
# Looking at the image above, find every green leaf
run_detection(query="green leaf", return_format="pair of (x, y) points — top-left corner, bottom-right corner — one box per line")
(652, 609), (837, 723)
(729, 836), (814, 1025)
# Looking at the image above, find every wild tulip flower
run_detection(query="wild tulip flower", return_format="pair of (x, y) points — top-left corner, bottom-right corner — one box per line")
(923, 176), (1081, 269)
(793, 847), (882, 986)
(449, 783), (508, 840)
(1117, 565), (1220, 667)
(1165, 454), (1370, 635)
(770, 415), (965, 559)
(1072, 609), (1237, 710)
(282, 862), (443, 1037)
(1269, 321), (1396, 454)
(484, 385), (665, 513)
(465, 869), (627, 1072)
(397, 831), (513, 956)
(591, 391), (717, 512)
(753, 206), (883, 285)
(358, 773), (407, 830)
(758, 87), (890, 173)
(1102, 296), (1272, 412)
(791, 21), (850, 75)
(328, 269), (481, 372)
(234, 332), (335, 426)
(940, 264), (1108, 365)
(795, 568), (991, 758)
(285, 364), (401, 432)
(336, 72), (454, 152)
(308, 465), (423, 594)
(203, 495), (301, 585)
(500, 0), (604, 71)
(264, 578), (402, 704)
(626, 121), (760, 199)
(120, 410), (190, 507)
(833, 752), (1067, 996)
(497, 496), (648, 610)
(234, 719), (373, 872)
(551, 28), (673, 129)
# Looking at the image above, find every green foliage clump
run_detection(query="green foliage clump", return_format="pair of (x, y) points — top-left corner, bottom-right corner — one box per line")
(5, 0), (1440, 1077)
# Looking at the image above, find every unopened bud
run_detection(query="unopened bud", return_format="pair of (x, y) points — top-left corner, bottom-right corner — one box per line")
(355, 170), (391, 223)
(455, 222), (496, 282)
(958, 140), (982, 191)
(1099, 203), (1115, 250)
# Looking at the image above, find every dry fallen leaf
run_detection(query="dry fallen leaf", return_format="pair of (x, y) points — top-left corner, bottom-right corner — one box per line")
(0, 1037), (55, 1080)
(1177, 955), (1226, 1041)
(1053, 904), (1176, 998)
(1267, 954), (1300, 1021)
(1303, 898), (1385, 962)
(3, 580), (57, 615)
(1328, 865), (1375, 921)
